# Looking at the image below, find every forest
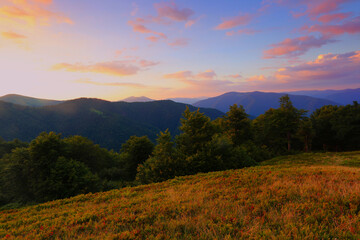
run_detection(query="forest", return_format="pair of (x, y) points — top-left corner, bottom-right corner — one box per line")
(0, 95), (359, 208)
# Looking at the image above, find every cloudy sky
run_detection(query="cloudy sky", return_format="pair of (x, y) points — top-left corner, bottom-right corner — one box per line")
(0, 0), (359, 100)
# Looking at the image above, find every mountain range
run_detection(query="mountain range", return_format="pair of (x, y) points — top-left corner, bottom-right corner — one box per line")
(286, 88), (360, 105)
(193, 91), (339, 116)
(0, 99), (222, 150)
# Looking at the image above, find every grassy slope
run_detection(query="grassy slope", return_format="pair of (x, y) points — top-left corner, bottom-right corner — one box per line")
(1, 152), (360, 239)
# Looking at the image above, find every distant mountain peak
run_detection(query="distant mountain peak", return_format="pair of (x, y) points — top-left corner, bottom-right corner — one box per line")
(121, 96), (154, 102)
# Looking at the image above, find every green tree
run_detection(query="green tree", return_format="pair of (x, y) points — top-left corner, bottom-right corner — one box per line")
(311, 105), (339, 151)
(297, 118), (314, 152)
(253, 96), (305, 153)
(119, 136), (154, 181)
(136, 130), (185, 184)
(176, 107), (216, 173)
(222, 104), (252, 146)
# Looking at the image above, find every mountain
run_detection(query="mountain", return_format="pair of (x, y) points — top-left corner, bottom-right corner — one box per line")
(287, 88), (360, 105)
(193, 91), (339, 116)
(167, 97), (208, 104)
(121, 96), (154, 102)
(2, 152), (359, 239)
(0, 99), (223, 150)
(0, 94), (63, 107)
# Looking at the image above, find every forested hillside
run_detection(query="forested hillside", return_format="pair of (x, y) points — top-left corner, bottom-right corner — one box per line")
(0, 99), (223, 150)
(1, 95), (359, 208)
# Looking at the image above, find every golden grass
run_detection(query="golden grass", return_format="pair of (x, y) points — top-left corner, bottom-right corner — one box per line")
(1, 152), (360, 239)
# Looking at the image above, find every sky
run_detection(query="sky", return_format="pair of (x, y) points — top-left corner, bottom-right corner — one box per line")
(0, 0), (359, 101)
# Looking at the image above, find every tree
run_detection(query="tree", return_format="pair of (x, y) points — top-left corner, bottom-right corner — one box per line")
(297, 118), (314, 152)
(222, 104), (252, 146)
(119, 136), (154, 181)
(176, 107), (216, 173)
(136, 130), (185, 184)
(311, 105), (339, 151)
(277, 95), (306, 151)
(253, 96), (305, 153)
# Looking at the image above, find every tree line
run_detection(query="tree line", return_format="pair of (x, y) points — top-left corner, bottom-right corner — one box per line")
(0, 95), (359, 207)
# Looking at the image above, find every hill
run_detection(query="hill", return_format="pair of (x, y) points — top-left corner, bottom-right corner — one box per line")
(0, 94), (63, 107)
(287, 88), (360, 105)
(1, 151), (359, 239)
(193, 91), (339, 116)
(0, 99), (223, 150)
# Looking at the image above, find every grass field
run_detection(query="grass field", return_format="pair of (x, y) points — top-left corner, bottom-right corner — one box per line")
(1, 152), (360, 239)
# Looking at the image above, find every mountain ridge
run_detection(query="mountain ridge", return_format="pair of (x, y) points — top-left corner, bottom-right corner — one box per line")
(193, 91), (340, 116)
(0, 98), (223, 150)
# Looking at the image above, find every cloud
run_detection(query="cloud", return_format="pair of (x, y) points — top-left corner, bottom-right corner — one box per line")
(300, 0), (352, 19)
(246, 75), (267, 82)
(138, 60), (159, 67)
(154, 2), (194, 22)
(163, 51), (360, 97)
(226, 28), (259, 36)
(215, 13), (252, 30)
(317, 12), (352, 23)
(0, 0), (73, 26)
(195, 70), (217, 80)
(225, 74), (242, 80)
(128, 18), (167, 41)
(241, 50), (360, 91)
(163, 70), (217, 80)
(74, 79), (147, 89)
(168, 38), (189, 47)
(305, 16), (360, 36)
(1, 31), (27, 39)
(274, 51), (360, 84)
(52, 61), (140, 77)
(264, 35), (336, 59)
(128, 19), (166, 37)
(163, 70), (193, 80)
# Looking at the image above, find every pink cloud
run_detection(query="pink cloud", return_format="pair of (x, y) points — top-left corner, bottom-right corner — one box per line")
(139, 60), (159, 67)
(306, 16), (360, 36)
(1, 31), (27, 39)
(154, 2), (194, 22)
(272, 51), (360, 87)
(52, 61), (140, 76)
(0, 0), (73, 25)
(52, 58), (159, 77)
(163, 70), (193, 80)
(246, 75), (267, 82)
(146, 36), (162, 42)
(317, 12), (352, 23)
(264, 35), (336, 59)
(168, 38), (189, 47)
(128, 18), (167, 41)
(195, 70), (217, 80)
(215, 13), (252, 30)
(304, 0), (352, 19)
(74, 79), (147, 89)
(225, 74), (242, 80)
(243, 51), (360, 91)
(163, 70), (217, 80)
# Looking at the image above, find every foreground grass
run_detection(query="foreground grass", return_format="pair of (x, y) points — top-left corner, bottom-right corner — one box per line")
(1, 152), (360, 239)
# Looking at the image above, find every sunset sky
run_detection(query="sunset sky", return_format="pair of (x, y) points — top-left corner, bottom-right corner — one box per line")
(0, 0), (359, 101)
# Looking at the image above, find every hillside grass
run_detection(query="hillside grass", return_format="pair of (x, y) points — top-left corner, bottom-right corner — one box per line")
(1, 152), (360, 239)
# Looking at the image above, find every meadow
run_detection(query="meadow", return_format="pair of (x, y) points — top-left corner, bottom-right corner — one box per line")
(1, 151), (360, 239)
